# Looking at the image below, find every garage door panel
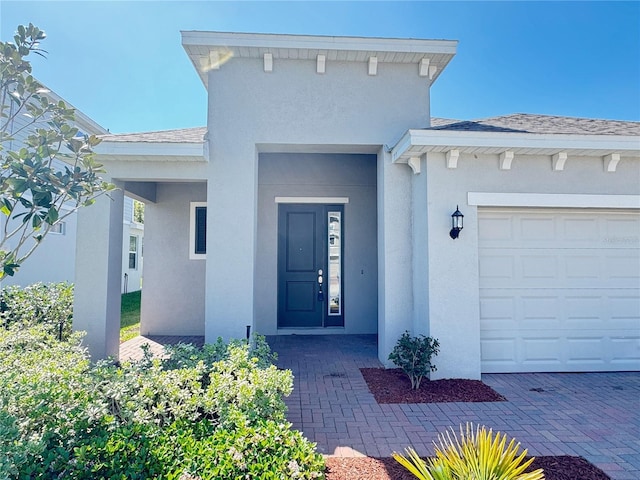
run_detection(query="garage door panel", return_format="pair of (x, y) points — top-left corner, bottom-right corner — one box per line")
(566, 336), (606, 363)
(479, 296), (516, 323)
(522, 337), (562, 363)
(479, 208), (640, 373)
(610, 336), (640, 365)
(521, 255), (558, 279)
(606, 254), (640, 279)
(605, 217), (640, 239)
(481, 337), (517, 366)
(564, 217), (599, 240)
(520, 217), (555, 240)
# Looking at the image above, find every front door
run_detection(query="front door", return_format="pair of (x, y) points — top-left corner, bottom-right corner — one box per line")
(277, 204), (344, 328)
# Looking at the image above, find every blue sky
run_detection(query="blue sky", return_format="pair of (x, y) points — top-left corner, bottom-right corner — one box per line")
(1, 1), (639, 133)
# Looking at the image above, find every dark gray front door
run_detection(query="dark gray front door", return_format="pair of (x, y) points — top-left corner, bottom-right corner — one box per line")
(277, 204), (344, 328)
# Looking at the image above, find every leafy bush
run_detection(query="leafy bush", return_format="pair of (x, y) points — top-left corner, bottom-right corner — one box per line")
(0, 282), (73, 340)
(161, 333), (277, 371)
(393, 423), (544, 480)
(0, 326), (324, 480)
(388, 331), (439, 389)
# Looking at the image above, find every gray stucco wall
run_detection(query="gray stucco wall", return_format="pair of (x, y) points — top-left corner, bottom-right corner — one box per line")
(255, 153), (377, 335)
(140, 182), (206, 335)
(205, 56), (432, 341)
(420, 152), (640, 379)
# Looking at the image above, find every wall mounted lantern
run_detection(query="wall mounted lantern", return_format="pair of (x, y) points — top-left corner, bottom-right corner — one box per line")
(449, 206), (464, 239)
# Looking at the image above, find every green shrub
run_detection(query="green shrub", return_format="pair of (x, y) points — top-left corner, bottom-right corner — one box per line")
(161, 333), (277, 371)
(0, 326), (94, 477)
(393, 423), (544, 480)
(0, 282), (73, 340)
(388, 331), (439, 389)
(0, 326), (324, 480)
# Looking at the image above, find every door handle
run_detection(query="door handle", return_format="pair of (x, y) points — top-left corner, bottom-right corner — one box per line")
(317, 269), (324, 302)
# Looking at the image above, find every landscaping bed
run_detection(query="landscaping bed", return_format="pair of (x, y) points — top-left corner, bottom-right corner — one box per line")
(361, 367), (506, 403)
(325, 455), (611, 479)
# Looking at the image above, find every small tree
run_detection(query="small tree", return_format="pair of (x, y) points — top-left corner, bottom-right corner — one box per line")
(0, 24), (114, 278)
(389, 331), (439, 390)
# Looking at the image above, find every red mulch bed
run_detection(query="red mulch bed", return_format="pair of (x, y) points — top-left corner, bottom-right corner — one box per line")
(360, 368), (506, 403)
(325, 455), (611, 479)
(347, 369), (611, 478)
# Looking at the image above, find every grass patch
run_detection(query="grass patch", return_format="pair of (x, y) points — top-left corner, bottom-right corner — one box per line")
(120, 290), (141, 343)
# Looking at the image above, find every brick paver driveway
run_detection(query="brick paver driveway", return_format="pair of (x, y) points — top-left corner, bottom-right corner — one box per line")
(267, 334), (640, 480)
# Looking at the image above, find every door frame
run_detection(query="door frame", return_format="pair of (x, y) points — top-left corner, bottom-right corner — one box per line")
(276, 197), (349, 329)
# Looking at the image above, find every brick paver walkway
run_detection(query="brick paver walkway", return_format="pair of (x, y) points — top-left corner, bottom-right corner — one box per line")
(267, 334), (640, 480)
(121, 334), (640, 479)
(119, 335), (204, 361)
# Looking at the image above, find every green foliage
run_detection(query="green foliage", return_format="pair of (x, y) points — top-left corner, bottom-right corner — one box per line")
(0, 326), (324, 479)
(388, 331), (439, 390)
(0, 281), (73, 339)
(393, 423), (545, 480)
(133, 199), (144, 224)
(1, 24), (114, 278)
(162, 333), (278, 371)
(119, 290), (141, 342)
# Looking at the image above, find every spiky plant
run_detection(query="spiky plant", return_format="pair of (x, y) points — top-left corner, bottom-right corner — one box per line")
(393, 423), (545, 480)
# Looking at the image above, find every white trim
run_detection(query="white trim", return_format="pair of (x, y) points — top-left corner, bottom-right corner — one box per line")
(368, 56), (378, 76)
(446, 149), (459, 169)
(499, 151), (514, 170)
(468, 192), (640, 209)
(552, 151), (568, 171)
(604, 153), (621, 172)
(275, 197), (349, 204)
(317, 54), (326, 74)
(407, 156), (421, 174)
(189, 202), (207, 260)
(182, 31), (458, 55)
(263, 53), (273, 72)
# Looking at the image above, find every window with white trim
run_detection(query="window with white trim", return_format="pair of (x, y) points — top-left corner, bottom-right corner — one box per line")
(189, 202), (206, 259)
(49, 221), (66, 235)
(128, 235), (138, 269)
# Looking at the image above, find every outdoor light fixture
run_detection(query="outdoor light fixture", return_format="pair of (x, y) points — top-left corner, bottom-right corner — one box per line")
(449, 206), (464, 239)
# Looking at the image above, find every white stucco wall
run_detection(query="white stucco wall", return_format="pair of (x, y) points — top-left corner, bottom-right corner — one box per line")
(140, 182), (206, 336)
(421, 152), (640, 379)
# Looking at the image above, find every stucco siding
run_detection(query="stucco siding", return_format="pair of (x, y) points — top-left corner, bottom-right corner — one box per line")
(140, 182), (206, 336)
(422, 152), (640, 379)
(205, 55), (432, 342)
(208, 58), (430, 147)
(255, 153), (377, 335)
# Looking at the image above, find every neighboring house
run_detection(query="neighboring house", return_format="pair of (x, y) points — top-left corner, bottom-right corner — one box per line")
(1, 85), (143, 293)
(74, 32), (640, 379)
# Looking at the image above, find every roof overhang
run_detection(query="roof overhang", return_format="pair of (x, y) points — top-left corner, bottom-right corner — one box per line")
(391, 129), (640, 171)
(95, 140), (207, 162)
(182, 31), (457, 88)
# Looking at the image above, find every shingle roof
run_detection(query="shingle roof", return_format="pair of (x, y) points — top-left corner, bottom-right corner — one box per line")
(99, 127), (207, 143)
(429, 114), (640, 136)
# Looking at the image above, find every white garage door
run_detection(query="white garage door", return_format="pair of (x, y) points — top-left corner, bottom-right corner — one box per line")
(479, 208), (640, 373)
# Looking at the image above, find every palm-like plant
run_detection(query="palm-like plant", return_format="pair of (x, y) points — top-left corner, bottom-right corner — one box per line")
(393, 423), (545, 480)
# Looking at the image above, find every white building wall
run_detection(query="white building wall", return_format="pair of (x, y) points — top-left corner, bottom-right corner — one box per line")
(422, 152), (640, 379)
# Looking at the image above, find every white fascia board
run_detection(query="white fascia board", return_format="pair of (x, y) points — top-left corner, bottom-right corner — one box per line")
(95, 141), (207, 160)
(396, 129), (640, 155)
(390, 130), (414, 163)
(182, 31), (458, 55)
(468, 192), (640, 209)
